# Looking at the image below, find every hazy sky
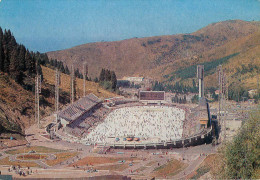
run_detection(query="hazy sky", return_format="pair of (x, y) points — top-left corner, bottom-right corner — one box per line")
(0, 0), (259, 52)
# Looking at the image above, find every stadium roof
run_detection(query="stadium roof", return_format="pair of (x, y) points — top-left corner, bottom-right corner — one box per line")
(58, 93), (101, 122)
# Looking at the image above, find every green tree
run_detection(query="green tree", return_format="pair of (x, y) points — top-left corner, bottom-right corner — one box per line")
(104, 69), (111, 81)
(25, 50), (32, 74)
(191, 94), (199, 103)
(65, 65), (70, 74)
(183, 95), (187, 103)
(111, 71), (117, 90)
(0, 27), (3, 71)
(0, 27), (3, 42)
(3, 36), (10, 73)
(0, 41), (4, 72)
(94, 77), (98, 82)
(9, 47), (19, 79)
(60, 62), (65, 73)
(18, 45), (26, 71)
(99, 68), (105, 81)
(221, 108), (260, 179)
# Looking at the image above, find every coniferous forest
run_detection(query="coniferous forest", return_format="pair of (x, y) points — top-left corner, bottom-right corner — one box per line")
(99, 68), (117, 91)
(0, 27), (80, 91)
(0, 27), (41, 90)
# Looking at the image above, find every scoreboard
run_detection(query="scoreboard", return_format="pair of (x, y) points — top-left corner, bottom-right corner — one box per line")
(139, 91), (165, 101)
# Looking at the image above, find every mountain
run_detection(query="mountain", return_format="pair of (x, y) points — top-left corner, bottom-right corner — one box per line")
(47, 20), (260, 89)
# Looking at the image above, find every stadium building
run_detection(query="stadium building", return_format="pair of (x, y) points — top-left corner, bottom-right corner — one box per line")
(52, 90), (212, 149)
(51, 65), (212, 149)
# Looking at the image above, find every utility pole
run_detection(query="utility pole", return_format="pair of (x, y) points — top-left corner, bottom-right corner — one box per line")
(257, 71), (259, 93)
(217, 65), (228, 143)
(83, 62), (88, 97)
(70, 65), (75, 104)
(197, 65), (204, 99)
(217, 65), (222, 128)
(55, 69), (60, 112)
(35, 74), (41, 128)
(223, 72), (227, 142)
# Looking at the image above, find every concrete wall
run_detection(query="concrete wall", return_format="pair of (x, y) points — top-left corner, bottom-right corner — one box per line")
(100, 128), (212, 149)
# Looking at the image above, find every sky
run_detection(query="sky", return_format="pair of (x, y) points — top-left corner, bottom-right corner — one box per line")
(0, 0), (259, 53)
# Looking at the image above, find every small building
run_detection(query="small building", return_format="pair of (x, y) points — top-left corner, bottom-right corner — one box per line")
(124, 77), (144, 83)
(58, 94), (101, 127)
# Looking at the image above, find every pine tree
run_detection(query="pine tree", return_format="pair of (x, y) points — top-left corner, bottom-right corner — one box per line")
(9, 34), (17, 52)
(9, 47), (19, 78)
(75, 68), (80, 78)
(24, 50), (31, 74)
(2, 31), (10, 73)
(99, 68), (105, 81)
(50, 59), (54, 66)
(60, 62), (65, 73)
(111, 71), (117, 90)
(105, 69), (111, 81)
(0, 41), (3, 72)
(65, 65), (70, 74)
(0, 27), (3, 42)
(44, 54), (49, 64)
(18, 45), (26, 71)
(24, 50), (36, 76)
(36, 59), (42, 76)
(57, 61), (61, 70)
(54, 59), (58, 67)
(0, 28), (3, 72)
(0, 27), (43, 86)
(183, 95), (187, 104)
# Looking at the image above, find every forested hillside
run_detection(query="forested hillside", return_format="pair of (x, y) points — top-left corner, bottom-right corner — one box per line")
(0, 28), (116, 135)
(0, 27), (43, 89)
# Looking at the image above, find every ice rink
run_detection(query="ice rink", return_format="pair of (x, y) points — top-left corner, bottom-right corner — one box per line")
(86, 106), (185, 144)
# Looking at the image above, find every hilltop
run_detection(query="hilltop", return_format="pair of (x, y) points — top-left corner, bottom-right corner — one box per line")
(47, 20), (260, 90)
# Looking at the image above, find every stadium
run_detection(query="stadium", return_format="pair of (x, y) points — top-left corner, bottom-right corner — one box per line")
(51, 90), (212, 149)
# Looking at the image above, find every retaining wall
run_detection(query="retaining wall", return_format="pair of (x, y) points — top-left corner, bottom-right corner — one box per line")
(99, 127), (212, 149)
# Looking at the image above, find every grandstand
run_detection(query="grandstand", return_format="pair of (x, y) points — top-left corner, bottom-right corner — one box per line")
(58, 93), (102, 126)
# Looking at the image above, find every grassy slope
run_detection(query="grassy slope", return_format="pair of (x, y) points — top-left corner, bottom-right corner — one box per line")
(201, 31), (260, 89)
(0, 66), (116, 134)
(164, 31), (260, 90)
(0, 74), (35, 132)
(41, 66), (117, 100)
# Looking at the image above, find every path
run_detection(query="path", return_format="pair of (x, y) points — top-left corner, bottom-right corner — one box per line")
(172, 155), (206, 179)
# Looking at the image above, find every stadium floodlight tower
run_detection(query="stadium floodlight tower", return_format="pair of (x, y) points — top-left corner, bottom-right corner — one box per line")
(197, 65), (204, 99)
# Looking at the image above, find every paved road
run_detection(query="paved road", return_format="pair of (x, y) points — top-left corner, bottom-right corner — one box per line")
(172, 155), (206, 179)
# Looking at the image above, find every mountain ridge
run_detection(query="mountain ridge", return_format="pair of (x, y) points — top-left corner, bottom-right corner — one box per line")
(47, 20), (259, 83)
